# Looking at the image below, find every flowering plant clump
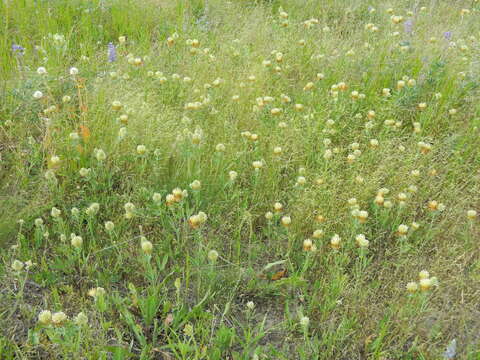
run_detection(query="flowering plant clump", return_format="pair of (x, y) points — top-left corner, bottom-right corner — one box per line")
(1, 1), (478, 358)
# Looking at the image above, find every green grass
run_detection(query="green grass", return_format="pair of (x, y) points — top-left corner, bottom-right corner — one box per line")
(1, 0), (480, 358)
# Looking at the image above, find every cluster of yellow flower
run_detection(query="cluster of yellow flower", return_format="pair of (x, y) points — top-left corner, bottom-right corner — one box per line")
(406, 270), (439, 293)
(38, 310), (70, 326)
(166, 188), (188, 206)
(188, 212), (208, 229)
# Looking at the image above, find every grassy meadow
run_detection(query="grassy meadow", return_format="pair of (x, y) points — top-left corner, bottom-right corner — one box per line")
(1, 0), (480, 358)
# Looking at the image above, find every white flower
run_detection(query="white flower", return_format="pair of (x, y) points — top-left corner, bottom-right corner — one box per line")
(71, 235), (83, 248)
(52, 312), (67, 324)
(94, 149), (106, 161)
(69, 67), (79, 75)
(104, 221), (115, 231)
(136, 145), (147, 155)
(228, 171), (238, 181)
(300, 316), (310, 328)
(208, 250), (219, 263)
(69, 132), (80, 140)
(74, 312), (88, 326)
(467, 210), (477, 219)
(190, 180), (201, 190)
(12, 260), (24, 272)
(152, 193), (162, 203)
(141, 239), (153, 254)
(124, 202), (135, 213)
(38, 310), (52, 325)
(85, 203), (100, 215)
(44, 169), (56, 181)
(37, 67), (47, 75)
(79, 168), (91, 177)
(118, 127), (127, 139)
(51, 207), (61, 218)
(252, 160), (263, 170)
(398, 224), (409, 235)
(215, 143), (226, 152)
(33, 91), (43, 99)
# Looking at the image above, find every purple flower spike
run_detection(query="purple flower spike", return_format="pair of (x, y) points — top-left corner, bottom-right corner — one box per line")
(444, 31), (452, 40)
(404, 19), (413, 34)
(12, 44), (25, 55)
(108, 42), (116, 62)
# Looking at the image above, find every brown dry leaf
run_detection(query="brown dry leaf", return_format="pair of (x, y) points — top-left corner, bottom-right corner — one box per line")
(271, 268), (287, 281)
(364, 334), (375, 346)
(79, 125), (91, 141)
(164, 313), (174, 327)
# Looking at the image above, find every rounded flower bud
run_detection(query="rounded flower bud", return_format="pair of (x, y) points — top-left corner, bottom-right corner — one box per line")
(383, 200), (393, 209)
(419, 278), (432, 291)
(303, 238), (313, 251)
(50, 155), (60, 166)
(71, 235), (83, 248)
(37, 67), (47, 75)
(273, 146), (282, 155)
(152, 193), (162, 203)
(300, 316), (310, 328)
(467, 210), (477, 220)
(141, 239), (153, 254)
(355, 234), (369, 248)
(33, 91), (43, 99)
(418, 102), (427, 110)
(85, 203), (100, 216)
(124, 202), (135, 213)
(51, 207), (61, 218)
(79, 168), (91, 177)
(104, 221), (115, 231)
(74, 312), (88, 326)
(38, 310), (52, 325)
(228, 171), (238, 181)
(330, 234), (341, 249)
(418, 270), (430, 280)
(112, 101), (122, 111)
(406, 282), (418, 293)
(271, 108), (282, 116)
(208, 249), (219, 263)
(136, 145), (147, 155)
(252, 160), (263, 170)
(296, 176), (306, 186)
(281, 216), (291, 227)
(52, 312), (67, 325)
(94, 149), (106, 161)
(357, 210), (368, 223)
(12, 259), (24, 272)
(398, 224), (409, 235)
